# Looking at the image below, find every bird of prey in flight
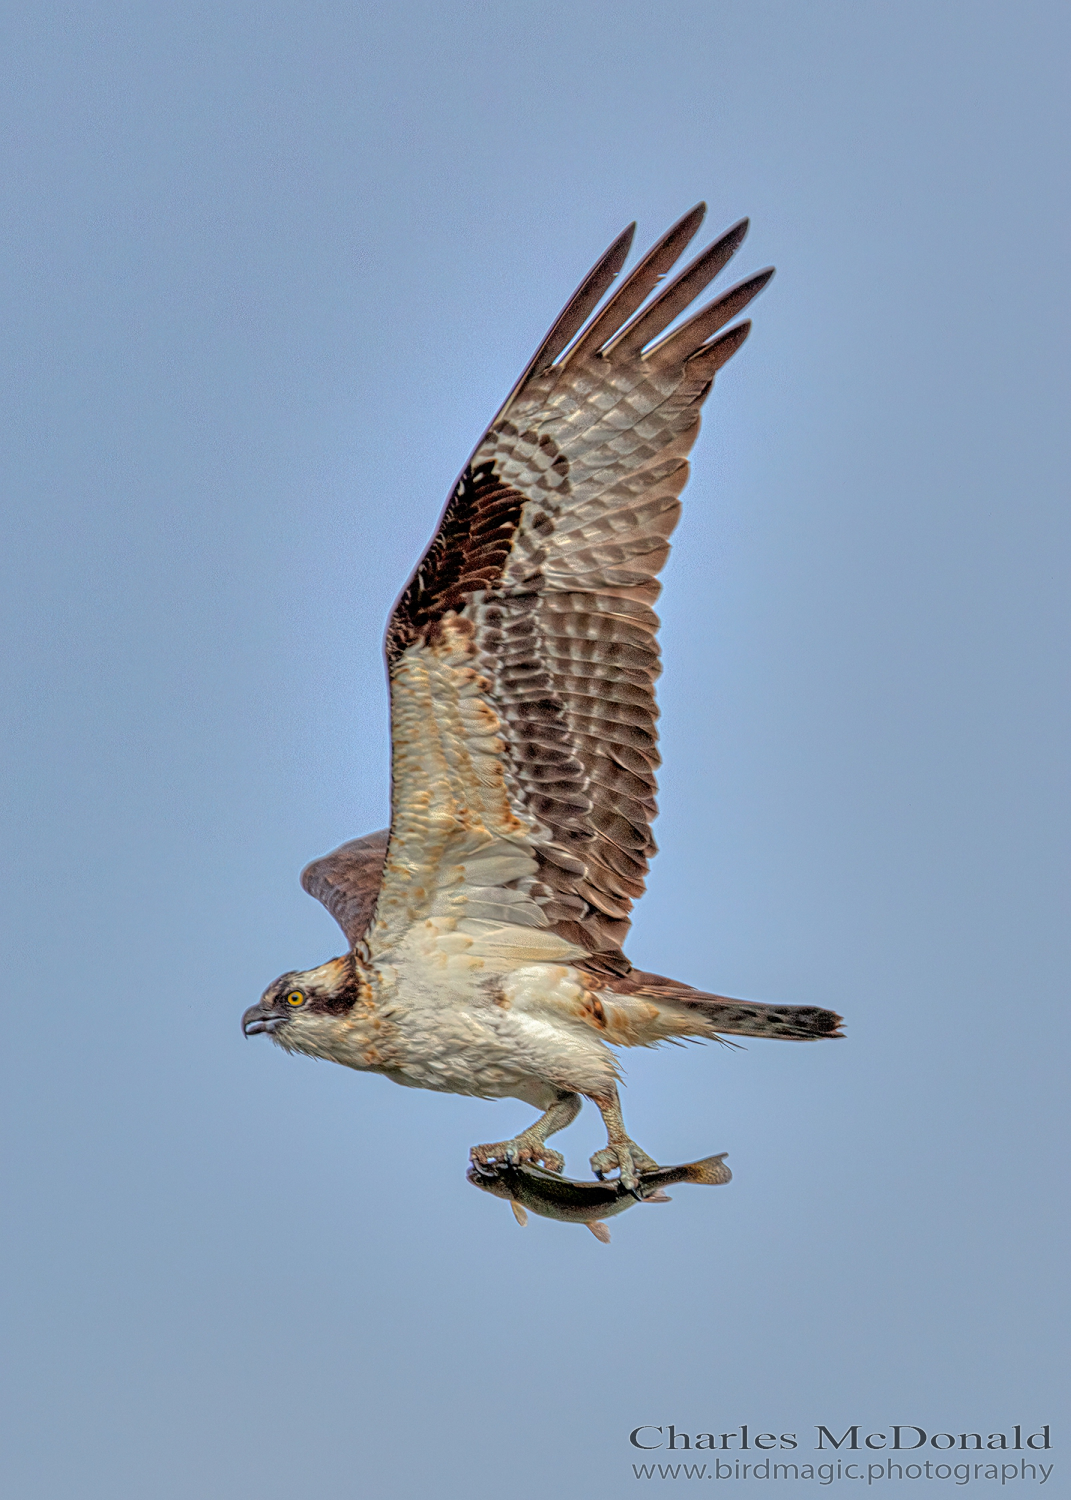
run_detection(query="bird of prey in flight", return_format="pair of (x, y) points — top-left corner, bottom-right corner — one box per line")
(242, 204), (842, 1190)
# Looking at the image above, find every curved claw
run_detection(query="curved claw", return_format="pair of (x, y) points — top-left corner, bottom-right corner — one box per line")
(589, 1140), (659, 1192)
(470, 1137), (565, 1174)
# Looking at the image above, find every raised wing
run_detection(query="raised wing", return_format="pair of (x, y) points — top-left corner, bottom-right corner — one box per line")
(301, 830), (389, 948)
(369, 206), (772, 976)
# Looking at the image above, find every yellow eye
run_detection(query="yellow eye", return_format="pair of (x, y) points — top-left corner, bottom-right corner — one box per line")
(286, 990), (305, 1007)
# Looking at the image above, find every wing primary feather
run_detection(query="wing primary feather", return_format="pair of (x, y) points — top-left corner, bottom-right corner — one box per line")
(645, 269), (774, 365)
(493, 223), (636, 424)
(558, 203), (706, 367)
(683, 319), (753, 375)
(605, 218), (750, 361)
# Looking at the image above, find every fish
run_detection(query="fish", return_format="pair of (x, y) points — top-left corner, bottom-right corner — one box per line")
(466, 1153), (732, 1242)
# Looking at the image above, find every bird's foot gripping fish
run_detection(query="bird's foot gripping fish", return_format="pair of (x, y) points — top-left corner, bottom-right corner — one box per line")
(467, 1151), (732, 1243)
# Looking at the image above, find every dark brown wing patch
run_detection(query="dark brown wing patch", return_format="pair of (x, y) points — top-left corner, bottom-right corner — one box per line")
(387, 459), (554, 662)
(301, 830), (389, 948)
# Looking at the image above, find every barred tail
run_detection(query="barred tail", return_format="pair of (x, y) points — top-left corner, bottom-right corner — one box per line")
(595, 966), (844, 1042)
(686, 997), (844, 1040)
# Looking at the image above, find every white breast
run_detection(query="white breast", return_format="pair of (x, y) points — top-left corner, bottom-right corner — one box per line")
(371, 952), (618, 1100)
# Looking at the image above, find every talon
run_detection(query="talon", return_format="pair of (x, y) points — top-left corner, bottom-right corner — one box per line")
(470, 1135), (565, 1174)
(589, 1139), (659, 1192)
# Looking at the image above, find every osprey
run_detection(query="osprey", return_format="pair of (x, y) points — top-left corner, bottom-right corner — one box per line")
(242, 204), (842, 1189)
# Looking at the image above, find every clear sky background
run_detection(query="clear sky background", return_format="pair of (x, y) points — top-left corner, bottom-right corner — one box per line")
(2, 4), (1067, 1497)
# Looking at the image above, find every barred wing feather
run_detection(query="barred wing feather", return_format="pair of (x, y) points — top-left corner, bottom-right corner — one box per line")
(367, 206), (773, 975)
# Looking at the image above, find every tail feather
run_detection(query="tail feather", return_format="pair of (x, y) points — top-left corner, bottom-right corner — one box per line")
(599, 967), (844, 1041)
(684, 996), (844, 1040)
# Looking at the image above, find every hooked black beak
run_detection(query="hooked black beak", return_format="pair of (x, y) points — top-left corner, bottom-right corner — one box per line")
(242, 1002), (286, 1037)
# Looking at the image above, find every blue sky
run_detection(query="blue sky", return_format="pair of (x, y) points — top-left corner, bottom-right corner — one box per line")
(2, 4), (1067, 1496)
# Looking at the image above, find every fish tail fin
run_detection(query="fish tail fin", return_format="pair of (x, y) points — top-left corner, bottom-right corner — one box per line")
(680, 1152), (732, 1186)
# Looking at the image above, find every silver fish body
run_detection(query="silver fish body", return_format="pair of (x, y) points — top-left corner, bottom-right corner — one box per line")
(467, 1153), (731, 1240)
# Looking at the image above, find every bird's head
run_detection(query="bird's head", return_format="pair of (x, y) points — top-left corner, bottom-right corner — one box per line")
(242, 954), (366, 1056)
